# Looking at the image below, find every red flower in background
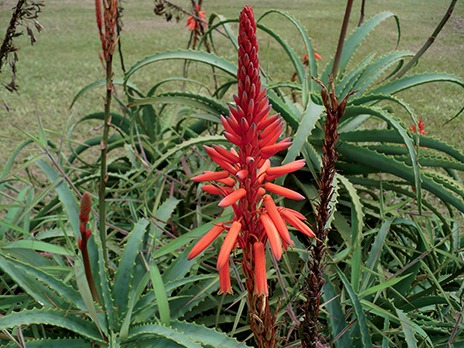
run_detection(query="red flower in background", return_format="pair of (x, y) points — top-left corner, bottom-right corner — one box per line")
(186, 4), (206, 32)
(188, 6), (314, 296)
(302, 51), (322, 66)
(410, 120), (428, 135)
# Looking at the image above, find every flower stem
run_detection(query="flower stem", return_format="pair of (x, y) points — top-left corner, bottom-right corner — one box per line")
(242, 246), (277, 348)
(301, 78), (354, 347)
(98, 60), (112, 262)
(393, 0), (457, 79)
(331, 0), (354, 77)
(81, 239), (101, 304)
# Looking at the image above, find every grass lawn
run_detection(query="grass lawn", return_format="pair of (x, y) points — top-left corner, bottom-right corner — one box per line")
(0, 0), (463, 167)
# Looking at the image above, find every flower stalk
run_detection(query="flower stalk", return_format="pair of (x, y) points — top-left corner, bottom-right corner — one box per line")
(95, 0), (118, 260)
(301, 78), (354, 347)
(188, 6), (314, 347)
(331, 0), (354, 77)
(78, 192), (100, 304)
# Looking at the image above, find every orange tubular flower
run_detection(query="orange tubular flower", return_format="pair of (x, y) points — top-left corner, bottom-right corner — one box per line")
(188, 6), (314, 296)
(253, 242), (268, 295)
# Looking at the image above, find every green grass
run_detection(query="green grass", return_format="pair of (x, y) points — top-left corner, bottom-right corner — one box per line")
(0, 0), (462, 167)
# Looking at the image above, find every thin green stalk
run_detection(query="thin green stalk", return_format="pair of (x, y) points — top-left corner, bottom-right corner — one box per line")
(331, 0), (354, 77)
(98, 60), (113, 261)
(394, 0), (457, 79)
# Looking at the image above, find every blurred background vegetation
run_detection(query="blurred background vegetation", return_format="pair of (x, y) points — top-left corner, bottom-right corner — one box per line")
(0, 0), (463, 168)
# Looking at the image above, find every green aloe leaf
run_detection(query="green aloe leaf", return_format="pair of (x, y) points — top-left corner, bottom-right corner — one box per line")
(171, 320), (251, 347)
(125, 50), (236, 84)
(339, 143), (464, 212)
(149, 263), (171, 326)
(370, 73), (464, 96)
(35, 159), (80, 238)
(353, 51), (414, 95)
(0, 253), (80, 310)
(2, 240), (73, 256)
(0, 338), (92, 347)
(284, 100), (324, 165)
(0, 308), (104, 343)
(337, 174), (364, 293)
(203, 15), (238, 50)
(130, 92), (228, 116)
(323, 12), (400, 83)
(113, 218), (150, 318)
(152, 135), (227, 169)
(91, 226), (116, 331)
(343, 106), (422, 208)
(257, 10), (315, 102)
(74, 257), (108, 337)
(335, 266), (373, 348)
(70, 78), (139, 108)
(361, 300), (432, 346)
(127, 323), (203, 348)
(361, 219), (393, 293)
(359, 273), (411, 298)
(322, 277), (352, 348)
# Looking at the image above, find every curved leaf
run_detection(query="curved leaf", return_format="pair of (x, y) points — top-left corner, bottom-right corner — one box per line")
(113, 218), (150, 317)
(71, 78), (139, 108)
(338, 143), (464, 212)
(335, 266), (373, 348)
(130, 92), (228, 116)
(343, 106), (421, 207)
(125, 50), (236, 84)
(323, 12), (400, 83)
(0, 309), (104, 343)
(371, 73), (464, 96)
(127, 323), (203, 348)
(258, 9), (318, 97)
(171, 320), (251, 347)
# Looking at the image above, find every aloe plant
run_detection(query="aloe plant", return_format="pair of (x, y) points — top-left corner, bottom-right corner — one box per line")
(0, 160), (250, 346)
(1, 3), (463, 347)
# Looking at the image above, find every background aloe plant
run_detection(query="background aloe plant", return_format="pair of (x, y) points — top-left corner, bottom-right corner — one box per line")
(0, 2), (463, 347)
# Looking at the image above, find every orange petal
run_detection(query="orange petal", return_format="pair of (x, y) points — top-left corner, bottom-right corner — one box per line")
(254, 104), (272, 124)
(218, 260), (233, 295)
(224, 131), (242, 146)
(280, 207), (307, 220)
(221, 115), (240, 135)
(258, 113), (279, 130)
(236, 169), (248, 180)
(216, 221), (241, 270)
(266, 159), (306, 180)
(264, 182), (305, 200)
(217, 177), (236, 186)
(259, 124), (283, 148)
(253, 241), (268, 296)
(218, 188), (246, 207)
(188, 223), (225, 260)
(213, 145), (240, 163)
(263, 195), (293, 246)
(257, 159), (271, 183)
(201, 184), (233, 196)
(191, 171), (229, 182)
(260, 214), (282, 260)
(280, 210), (315, 238)
(314, 52), (322, 61)
(260, 118), (282, 139)
(261, 138), (291, 157)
